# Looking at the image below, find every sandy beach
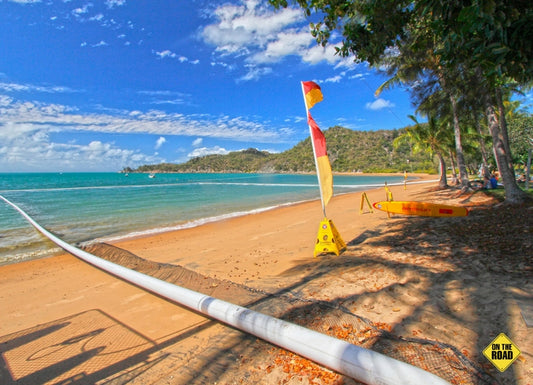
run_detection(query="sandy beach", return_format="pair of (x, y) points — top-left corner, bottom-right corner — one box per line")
(1, 175), (531, 385)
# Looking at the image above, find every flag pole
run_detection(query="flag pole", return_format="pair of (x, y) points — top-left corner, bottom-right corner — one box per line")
(301, 81), (327, 217)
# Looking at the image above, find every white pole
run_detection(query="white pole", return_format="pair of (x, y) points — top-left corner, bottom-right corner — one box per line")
(301, 81), (327, 217)
(0, 195), (451, 385)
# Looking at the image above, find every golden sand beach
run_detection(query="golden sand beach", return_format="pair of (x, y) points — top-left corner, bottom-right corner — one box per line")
(1, 175), (531, 385)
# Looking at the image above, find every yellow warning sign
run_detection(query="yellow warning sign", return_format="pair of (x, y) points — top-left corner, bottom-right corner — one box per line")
(314, 218), (346, 257)
(359, 192), (373, 214)
(482, 333), (521, 372)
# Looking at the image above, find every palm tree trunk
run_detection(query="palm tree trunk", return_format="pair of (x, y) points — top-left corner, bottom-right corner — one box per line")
(475, 117), (491, 178)
(495, 88), (514, 171)
(448, 93), (470, 190)
(449, 149), (457, 184)
(438, 72), (470, 190)
(436, 151), (448, 188)
(484, 99), (526, 204)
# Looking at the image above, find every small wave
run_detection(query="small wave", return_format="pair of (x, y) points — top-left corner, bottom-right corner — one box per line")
(1, 179), (428, 194)
(0, 181), (317, 194)
(0, 247), (63, 266)
(195, 182), (318, 187)
(0, 183), (185, 193)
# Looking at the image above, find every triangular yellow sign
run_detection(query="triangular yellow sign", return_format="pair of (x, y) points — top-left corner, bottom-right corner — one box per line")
(360, 192), (373, 214)
(314, 218), (346, 257)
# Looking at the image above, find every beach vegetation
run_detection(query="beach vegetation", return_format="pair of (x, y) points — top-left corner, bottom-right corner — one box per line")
(394, 115), (453, 188)
(130, 126), (436, 174)
(508, 113), (533, 169)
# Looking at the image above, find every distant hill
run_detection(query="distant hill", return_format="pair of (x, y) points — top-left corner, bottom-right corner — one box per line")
(127, 126), (436, 174)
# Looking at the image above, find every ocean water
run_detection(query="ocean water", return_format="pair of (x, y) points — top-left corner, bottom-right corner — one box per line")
(0, 172), (404, 265)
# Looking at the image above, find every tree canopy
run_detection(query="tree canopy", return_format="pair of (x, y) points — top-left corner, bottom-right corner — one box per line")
(270, 0), (532, 203)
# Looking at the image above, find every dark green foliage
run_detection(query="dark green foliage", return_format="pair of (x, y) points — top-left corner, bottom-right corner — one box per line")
(127, 127), (435, 174)
(508, 114), (533, 166)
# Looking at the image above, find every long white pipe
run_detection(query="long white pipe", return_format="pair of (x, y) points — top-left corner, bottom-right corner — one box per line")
(1, 195), (451, 385)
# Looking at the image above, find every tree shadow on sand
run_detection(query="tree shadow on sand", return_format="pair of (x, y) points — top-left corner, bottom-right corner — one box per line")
(271, 193), (531, 385)
(5, 193), (528, 385)
(98, 192), (529, 384)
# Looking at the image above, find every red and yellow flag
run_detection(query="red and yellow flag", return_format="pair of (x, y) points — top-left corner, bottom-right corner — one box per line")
(302, 81), (323, 109)
(307, 113), (333, 208)
(301, 81), (333, 211)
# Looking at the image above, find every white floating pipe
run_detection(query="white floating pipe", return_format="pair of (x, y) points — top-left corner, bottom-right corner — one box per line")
(1, 195), (451, 385)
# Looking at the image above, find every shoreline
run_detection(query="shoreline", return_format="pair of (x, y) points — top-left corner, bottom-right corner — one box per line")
(1, 172), (426, 267)
(98, 175), (430, 246)
(109, 174), (437, 287)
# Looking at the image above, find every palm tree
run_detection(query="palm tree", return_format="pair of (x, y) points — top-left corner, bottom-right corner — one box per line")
(394, 115), (450, 188)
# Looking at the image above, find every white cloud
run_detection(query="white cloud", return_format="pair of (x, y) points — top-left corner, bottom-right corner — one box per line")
(155, 136), (166, 149)
(203, 1), (291, 53)
(89, 13), (104, 22)
(201, 0), (348, 80)
(365, 98), (395, 111)
(153, 52), (199, 65)
(0, 93), (284, 169)
(105, 0), (126, 8)
(187, 146), (229, 158)
(250, 28), (312, 64)
(72, 3), (92, 16)
(92, 40), (109, 47)
(155, 49), (177, 59)
(0, 124), (162, 172)
(0, 82), (78, 93)
(349, 73), (367, 80)
(324, 75), (342, 83)
(301, 44), (340, 65)
(150, 99), (186, 105)
(239, 66), (272, 82)
(137, 89), (189, 106)
(0, 78), (293, 171)
(334, 56), (358, 70)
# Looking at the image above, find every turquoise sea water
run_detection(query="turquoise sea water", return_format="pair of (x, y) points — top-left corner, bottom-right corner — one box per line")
(0, 172), (404, 265)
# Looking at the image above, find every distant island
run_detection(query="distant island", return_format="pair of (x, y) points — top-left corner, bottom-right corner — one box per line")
(123, 126), (436, 174)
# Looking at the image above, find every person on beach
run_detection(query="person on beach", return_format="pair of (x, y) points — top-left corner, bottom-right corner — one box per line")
(489, 174), (498, 189)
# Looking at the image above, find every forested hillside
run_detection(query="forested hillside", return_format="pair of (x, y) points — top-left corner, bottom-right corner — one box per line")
(128, 126), (436, 174)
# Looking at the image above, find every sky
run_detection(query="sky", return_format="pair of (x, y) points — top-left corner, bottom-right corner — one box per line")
(1, 0), (531, 172)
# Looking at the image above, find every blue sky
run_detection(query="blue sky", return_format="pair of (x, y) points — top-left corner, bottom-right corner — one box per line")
(1, 0), (531, 172)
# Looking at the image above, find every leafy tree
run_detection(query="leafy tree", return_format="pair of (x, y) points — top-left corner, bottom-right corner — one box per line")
(409, 1), (531, 201)
(508, 113), (533, 168)
(395, 115), (450, 188)
(415, 1), (532, 84)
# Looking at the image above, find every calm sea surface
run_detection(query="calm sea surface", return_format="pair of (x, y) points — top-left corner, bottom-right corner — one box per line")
(0, 172), (404, 265)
